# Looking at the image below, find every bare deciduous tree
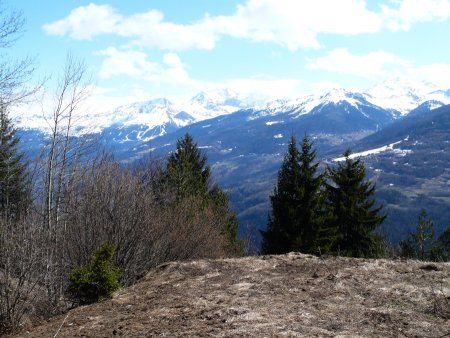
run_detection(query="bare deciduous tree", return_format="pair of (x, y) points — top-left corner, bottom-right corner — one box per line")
(0, 214), (46, 334)
(31, 53), (92, 310)
(0, 1), (37, 105)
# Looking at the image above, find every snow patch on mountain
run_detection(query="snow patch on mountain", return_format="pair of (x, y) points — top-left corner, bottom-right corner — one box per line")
(333, 140), (412, 162)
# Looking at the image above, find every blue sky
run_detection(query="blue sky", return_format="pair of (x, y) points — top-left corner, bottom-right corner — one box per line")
(6, 0), (450, 112)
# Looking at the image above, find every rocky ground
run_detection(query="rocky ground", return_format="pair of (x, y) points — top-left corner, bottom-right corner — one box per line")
(12, 253), (450, 337)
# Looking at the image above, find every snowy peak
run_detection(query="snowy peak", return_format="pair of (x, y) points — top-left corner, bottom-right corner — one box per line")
(181, 89), (251, 121)
(408, 100), (446, 116)
(114, 98), (173, 116)
(190, 88), (247, 108)
(319, 88), (358, 105)
(12, 77), (450, 138)
(108, 98), (183, 129)
(364, 77), (449, 116)
(252, 87), (384, 122)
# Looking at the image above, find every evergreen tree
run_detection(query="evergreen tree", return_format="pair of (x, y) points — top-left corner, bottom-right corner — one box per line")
(0, 104), (29, 220)
(294, 135), (329, 254)
(164, 133), (210, 202)
(162, 133), (241, 254)
(261, 135), (302, 254)
(325, 149), (386, 258)
(433, 225), (450, 261)
(67, 242), (122, 305)
(262, 134), (333, 255)
(400, 209), (436, 260)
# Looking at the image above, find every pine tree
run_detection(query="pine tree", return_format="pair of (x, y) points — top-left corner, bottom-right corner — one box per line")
(325, 149), (386, 258)
(261, 135), (302, 254)
(0, 104), (29, 220)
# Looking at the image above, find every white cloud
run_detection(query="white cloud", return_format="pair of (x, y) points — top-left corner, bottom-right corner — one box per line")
(116, 11), (217, 50)
(222, 77), (304, 100)
(382, 0), (450, 31)
(44, 1), (450, 51)
(42, 4), (121, 40)
(96, 47), (190, 83)
(43, 4), (217, 50)
(214, 0), (382, 50)
(309, 81), (343, 94)
(306, 48), (411, 77)
(407, 63), (450, 87)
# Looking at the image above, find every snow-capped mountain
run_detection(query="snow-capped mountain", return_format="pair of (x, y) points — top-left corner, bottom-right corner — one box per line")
(13, 77), (450, 140)
(250, 88), (393, 133)
(14, 89), (253, 140)
(187, 88), (251, 118)
(364, 77), (450, 116)
(14, 78), (450, 247)
(250, 78), (450, 124)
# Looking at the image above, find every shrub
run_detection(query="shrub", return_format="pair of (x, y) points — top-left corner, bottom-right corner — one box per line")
(67, 243), (122, 305)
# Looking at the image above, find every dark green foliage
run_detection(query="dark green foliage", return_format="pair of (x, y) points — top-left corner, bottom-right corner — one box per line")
(161, 133), (242, 254)
(164, 133), (210, 202)
(400, 210), (450, 261)
(325, 149), (386, 258)
(400, 209), (435, 260)
(209, 185), (241, 252)
(262, 135), (328, 255)
(261, 136), (301, 254)
(0, 104), (29, 220)
(294, 135), (328, 254)
(433, 226), (450, 261)
(67, 243), (122, 305)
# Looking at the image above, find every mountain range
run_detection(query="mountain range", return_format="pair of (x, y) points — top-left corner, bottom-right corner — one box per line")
(15, 77), (450, 246)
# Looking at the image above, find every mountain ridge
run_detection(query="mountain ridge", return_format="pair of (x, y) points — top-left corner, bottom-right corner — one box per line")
(13, 77), (450, 139)
(14, 80), (450, 246)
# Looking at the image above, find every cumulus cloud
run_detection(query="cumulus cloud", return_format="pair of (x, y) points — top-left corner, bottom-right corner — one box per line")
(306, 48), (411, 77)
(213, 0), (382, 50)
(96, 47), (190, 83)
(43, 1), (450, 51)
(222, 77), (304, 100)
(42, 4), (121, 40)
(407, 63), (450, 88)
(43, 4), (216, 50)
(382, 0), (450, 31)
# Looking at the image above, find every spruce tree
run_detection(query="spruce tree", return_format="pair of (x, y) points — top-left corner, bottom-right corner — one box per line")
(293, 134), (327, 254)
(0, 104), (29, 220)
(433, 225), (450, 261)
(400, 209), (436, 260)
(261, 135), (302, 254)
(325, 149), (386, 257)
(262, 134), (332, 255)
(162, 133), (241, 254)
(165, 133), (210, 202)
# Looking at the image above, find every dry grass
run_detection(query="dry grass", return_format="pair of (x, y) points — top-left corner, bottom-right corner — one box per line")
(10, 253), (450, 337)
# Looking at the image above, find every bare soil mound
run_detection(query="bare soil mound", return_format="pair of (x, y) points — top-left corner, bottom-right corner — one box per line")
(13, 253), (450, 337)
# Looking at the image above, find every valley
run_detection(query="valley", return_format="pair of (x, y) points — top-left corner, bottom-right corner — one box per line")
(15, 78), (450, 248)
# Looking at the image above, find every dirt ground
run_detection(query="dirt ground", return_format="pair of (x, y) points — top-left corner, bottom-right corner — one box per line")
(12, 253), (450, 337)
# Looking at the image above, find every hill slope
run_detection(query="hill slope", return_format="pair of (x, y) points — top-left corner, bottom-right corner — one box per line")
(336, 105), (450, 243)
(15, 253), (450, 337)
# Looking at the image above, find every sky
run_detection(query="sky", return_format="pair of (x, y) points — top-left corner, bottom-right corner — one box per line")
(5, 0), (450, 113)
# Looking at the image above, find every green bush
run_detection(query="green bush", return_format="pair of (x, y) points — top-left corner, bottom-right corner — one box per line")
(67, 243), (122, 305)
